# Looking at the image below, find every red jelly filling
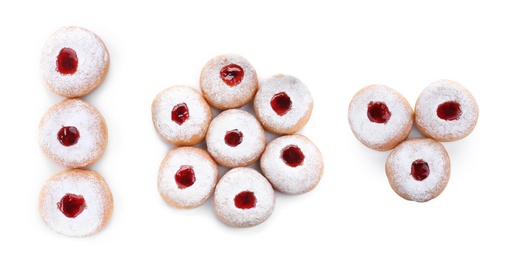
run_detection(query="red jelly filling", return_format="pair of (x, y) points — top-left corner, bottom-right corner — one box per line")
(411, 159), (430, 181)
(57, 126), (80, 146)
(175, 165), (196, 189)
(220, 64), (244, 86)
(57, 193), (86, 218)
(270, 92), (292, 116)
(367, 101), (391, 124)
(234, 191), (256, 209)
(437, 101), (462, 121)
(56, 48), (78, 75)
(224, 129), (243, 147)
(281, 145), (305, 167)
(171, 103), (190, 125)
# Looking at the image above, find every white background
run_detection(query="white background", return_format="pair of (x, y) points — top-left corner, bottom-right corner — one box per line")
(0, 1), (504, 259)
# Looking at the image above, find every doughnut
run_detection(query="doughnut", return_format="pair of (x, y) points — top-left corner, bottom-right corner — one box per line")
(260, 134), (324, 195)
(348, 84), (414, 151)
(415, 79), (479, 142)
(158, 147), (218, 209)
(214, 167), (275, 228)
(385, 138), (451, 202)
(200, 54), (258, 110)
(41, 26), (110, 98)
(254, 74), (314, 135)
(39, 169), (114, 237)
(206, 109), (266, 168)
(152, 85), (212, 146)
(39, 98), (108, 168)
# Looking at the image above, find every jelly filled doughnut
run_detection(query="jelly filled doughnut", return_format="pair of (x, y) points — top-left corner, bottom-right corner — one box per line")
(214, 167), (275, 228)
(39, 169), (114, 237)
(415, 79), (479, 142)
(348, 84), (414, 151)
(385, 138), (451, 202)
(39, 98), (108, 168)
(200, 54), (258, 110)
(152, 85), (212, 146)
(260, 134), (324, 195)
(41, 26), (110, 98)
(206, 109), (266, 168)
(158, 147), (218, 209)
(254, 74), (314, 135)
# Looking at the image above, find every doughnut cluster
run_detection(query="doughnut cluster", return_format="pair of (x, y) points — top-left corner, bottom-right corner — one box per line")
(348, 80), (478, 202)
(152, 53), (324, 228)
(38, 26), (113, 237)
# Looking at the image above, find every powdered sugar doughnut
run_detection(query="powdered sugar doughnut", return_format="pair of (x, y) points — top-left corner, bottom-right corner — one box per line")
(206, 109), (265, 168)
(385, 138), (451, 202)
(260, 134), (324, 195)
(254, 74), (313, 135)
(39, 169), (114, 237)
(214, 167), (275, 228)
(39, 99), (108, 168)
(415, 79), (479, 142)
(200, 54), (258, 110)
(41, 26), (110, 98)
(152, 86), (212, 146)
(348, 84), (414, 151)
(158, 147), (218, 209)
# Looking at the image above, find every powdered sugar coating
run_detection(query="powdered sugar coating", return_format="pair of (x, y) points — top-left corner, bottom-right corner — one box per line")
(214, 167), (275, 228)
(348, 84), (414, 151)
(206, 109), (266, 168)
(385, 138), (450, 202)
(39, 99), (108, 168)
(260, 135), (324, 194)
(200, 54), (258, 110)
(415, 79), (479, 142)
(41, 26), (110, 98)
(254, 74), (314, 134)
(152, 86), (212, 146)
(39, 169), (113, 237)
(158, 147), (218, 208)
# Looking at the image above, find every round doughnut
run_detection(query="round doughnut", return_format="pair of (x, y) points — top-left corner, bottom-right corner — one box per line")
(152, 85), (212, 146)
(385, 138), (451, 202)
(158, 147), (218, 209)
(39, 169), (114, 237)
(415, 79), (479, 142)
(41, 26), (110, 98)
(214, 167), (275, 228)
(200, 54), (258, 110)
(260, 134), (324, 195)
(206, 109), (266, 168)
(254, 74), (314, 135)
(348, 84), (414, 151)
(39, 98), (108, 168)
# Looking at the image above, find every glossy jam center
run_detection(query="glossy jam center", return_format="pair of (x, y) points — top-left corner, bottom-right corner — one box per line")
(220, 64), (244, 87)
(57, 193), (86, 218)
(57, 126), (80, 147)
(411, 159), (430, 181)
(56, 48), (78, 75)
(224, 129), (243, 147)
(175, 165), (196, 189)
(437, 101), (462, 121)
(171, 103), (190, 125)
(270, 92), (292, 116)
(234, 191), (256, 209)
(367, 101), (391, 124)
(281, 145), (305, 167)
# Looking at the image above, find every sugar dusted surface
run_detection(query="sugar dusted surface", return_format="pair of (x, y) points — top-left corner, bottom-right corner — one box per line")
(386, 138), (450, 202)
(261, 135), (324, 194)
(41, 26), (109, 98)
(158, 147), (218, 208)
(214, 167), (275, 228)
